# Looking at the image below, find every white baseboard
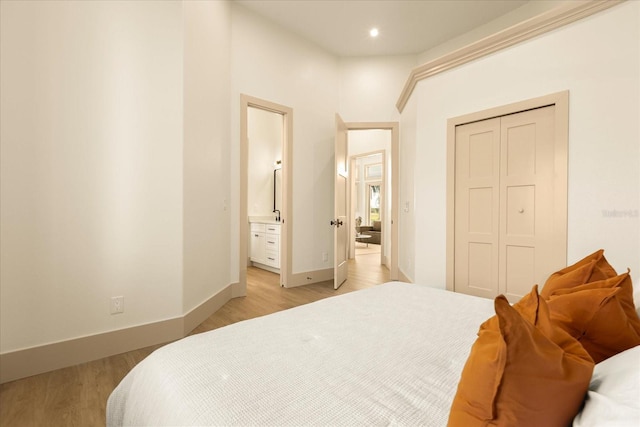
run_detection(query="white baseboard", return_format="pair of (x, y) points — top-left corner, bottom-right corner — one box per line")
(183, 282), (234, 335)
(397, 268), (413, 283)
(0, 282), (236, 384)
(251, 262), (281, 275)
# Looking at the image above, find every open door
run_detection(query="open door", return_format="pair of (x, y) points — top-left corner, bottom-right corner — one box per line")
(333, 114), (349, 289)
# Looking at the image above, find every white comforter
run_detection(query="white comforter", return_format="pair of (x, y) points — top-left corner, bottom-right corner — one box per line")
(107, 282), (495, 426)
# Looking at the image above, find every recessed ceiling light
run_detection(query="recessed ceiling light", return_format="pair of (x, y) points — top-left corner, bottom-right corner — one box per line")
(369, 28), (379, 38)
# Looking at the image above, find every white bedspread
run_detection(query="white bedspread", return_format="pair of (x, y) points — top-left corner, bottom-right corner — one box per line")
(107, 282), (495, 426)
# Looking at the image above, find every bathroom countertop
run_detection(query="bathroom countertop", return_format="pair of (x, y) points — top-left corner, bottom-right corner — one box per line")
(248, 216), (281, 225)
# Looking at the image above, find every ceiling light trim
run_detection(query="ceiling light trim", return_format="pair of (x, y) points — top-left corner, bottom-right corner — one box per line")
(396, 0), (624, 113)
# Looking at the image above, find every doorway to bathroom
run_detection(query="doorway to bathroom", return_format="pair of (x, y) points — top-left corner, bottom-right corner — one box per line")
(240, 95), (293, 295)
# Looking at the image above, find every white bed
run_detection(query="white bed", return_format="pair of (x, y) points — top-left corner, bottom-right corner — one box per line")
(107, 281), (640, 426)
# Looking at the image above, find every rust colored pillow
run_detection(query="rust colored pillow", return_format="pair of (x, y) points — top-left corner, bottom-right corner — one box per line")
(589, 251), (618, 282)
(541, 249), (617, 297)
(547, 271), (640, 363)
(542, 259), (597, 298)
(479, 284), (540, 332)
(448, 288), (594, 427)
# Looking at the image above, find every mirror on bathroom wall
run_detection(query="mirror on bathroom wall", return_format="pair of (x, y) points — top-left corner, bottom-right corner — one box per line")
(247, 106), (283, 222)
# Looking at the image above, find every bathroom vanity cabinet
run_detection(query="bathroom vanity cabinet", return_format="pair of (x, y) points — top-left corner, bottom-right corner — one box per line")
(249, 221), (280, 272)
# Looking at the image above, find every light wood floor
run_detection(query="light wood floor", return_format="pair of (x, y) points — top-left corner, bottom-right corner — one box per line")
(0, 253), (390, 427)
(355, 241), (381, 255)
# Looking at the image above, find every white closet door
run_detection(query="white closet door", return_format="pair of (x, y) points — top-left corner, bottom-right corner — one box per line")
(454, 105), (559, 302)
(499, 105), (556, 301)
(454, 118), (501, 299)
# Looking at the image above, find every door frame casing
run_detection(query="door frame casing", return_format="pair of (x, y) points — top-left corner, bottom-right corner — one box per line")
(345, 121), (399, 280)
(446, 91), (569, 293)
(240, 94), (293, 293)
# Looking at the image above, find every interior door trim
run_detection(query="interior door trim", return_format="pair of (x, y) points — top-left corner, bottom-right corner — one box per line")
(445, 91), (569, 293)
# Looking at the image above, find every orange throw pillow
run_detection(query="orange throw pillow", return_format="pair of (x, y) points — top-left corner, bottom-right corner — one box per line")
(542, 259), (596, 298)
(479, 284), (540, 332)
(589, 251), (618, 282)
(448, 288), (594, 427)
(547, 271), (640, 363)
(541, 249), (617, 297)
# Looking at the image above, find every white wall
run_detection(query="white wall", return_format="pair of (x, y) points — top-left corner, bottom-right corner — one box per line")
(339, 56), (416, 123)
(0, 1), (184, 352)
(398, 96), (418, 281)
(248, 107), (283, 218)
(183, 0), (232, 314)
(403, 2), (640, 287)
(230, 4), (340, 276)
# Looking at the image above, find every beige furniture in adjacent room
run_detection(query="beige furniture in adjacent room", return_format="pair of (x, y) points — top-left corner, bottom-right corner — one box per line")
(356, 220), (381, 245)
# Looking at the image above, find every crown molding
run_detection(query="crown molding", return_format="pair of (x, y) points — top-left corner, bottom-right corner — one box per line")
(396, 0), (624, 113)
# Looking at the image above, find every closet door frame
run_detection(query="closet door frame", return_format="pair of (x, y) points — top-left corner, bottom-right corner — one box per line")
(445, 91), (569, 293)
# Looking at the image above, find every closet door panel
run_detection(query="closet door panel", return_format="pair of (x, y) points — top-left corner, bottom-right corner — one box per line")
(506, 185), (535, 236)
(499, 106), (556, 301)
(454, 118), (500, 299)
(467, 242), (494, 291)
(505, 245), (536, 298)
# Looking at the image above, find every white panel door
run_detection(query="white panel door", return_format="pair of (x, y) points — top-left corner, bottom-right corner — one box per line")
(454, 118), (501, 299)
(333, 114), (349, 289)
(499, 106), (556, 301)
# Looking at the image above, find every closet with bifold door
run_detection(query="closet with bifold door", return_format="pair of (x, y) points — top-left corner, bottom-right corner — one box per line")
(451, 94), (569, 302)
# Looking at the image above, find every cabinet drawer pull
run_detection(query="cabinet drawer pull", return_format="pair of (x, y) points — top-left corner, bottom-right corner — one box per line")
(267, 257), (275, 261)
(267, 240), (275, 244)
(255, 234), (259, 237)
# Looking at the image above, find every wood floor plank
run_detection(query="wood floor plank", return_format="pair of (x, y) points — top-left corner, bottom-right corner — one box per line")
(0, 254), (390, 426)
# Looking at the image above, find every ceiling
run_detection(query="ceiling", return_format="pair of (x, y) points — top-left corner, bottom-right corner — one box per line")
(234, 0), (532, 57)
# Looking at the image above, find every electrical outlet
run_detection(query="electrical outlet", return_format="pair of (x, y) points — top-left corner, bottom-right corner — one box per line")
(110, 296), (124, 314)
(322, 252), (328, 262)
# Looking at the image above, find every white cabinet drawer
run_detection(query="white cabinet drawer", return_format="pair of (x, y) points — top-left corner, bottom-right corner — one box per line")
(265, 250), (279, 268)
(265, 224), (281, 234)
(265, 234), (279, 250)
